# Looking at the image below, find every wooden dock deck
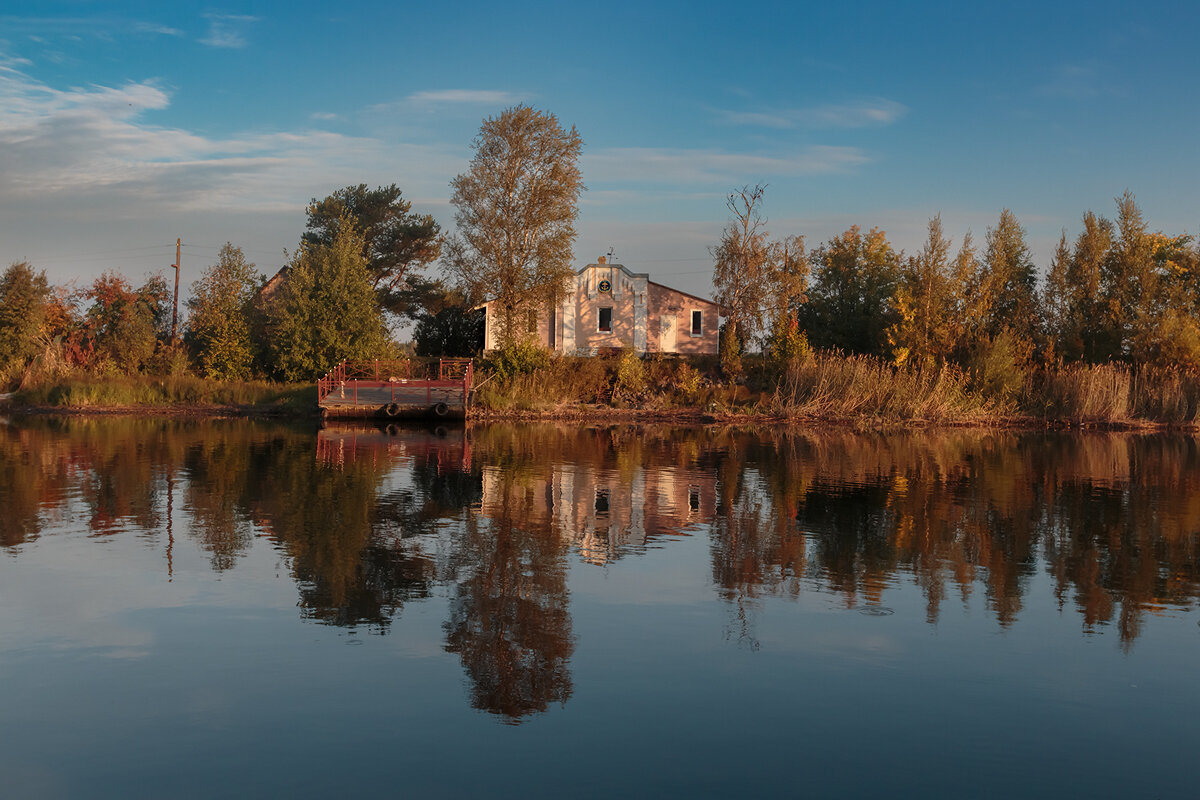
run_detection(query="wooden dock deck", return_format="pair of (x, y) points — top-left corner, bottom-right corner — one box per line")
(318, 358), (473, 420)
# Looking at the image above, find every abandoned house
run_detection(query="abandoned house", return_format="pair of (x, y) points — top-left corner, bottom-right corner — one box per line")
(478, 256), (721, 355)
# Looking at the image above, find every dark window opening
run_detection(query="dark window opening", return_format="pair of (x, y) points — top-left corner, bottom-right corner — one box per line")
(598, 307), (613, 333)
(691, 310), (703, 336)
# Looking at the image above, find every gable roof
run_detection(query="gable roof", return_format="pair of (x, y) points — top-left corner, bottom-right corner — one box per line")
(577, 261), (648, 280)
(647, 280), (721, 310)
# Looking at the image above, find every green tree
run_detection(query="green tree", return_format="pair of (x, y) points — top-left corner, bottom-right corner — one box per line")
(947, 232), (981, 363)
(801, 226), (902, 357)
(1043, 211), (1113, 362)
(1042, 231), (1074, 361)
(304, 183), (441, 318)
(763, 234), (811, 364)
(185, 244), (261, 380)
(412, 284), (485, 357)
(267, 216), (392, 381)
(1100, 191), (1155, 361)
(977, 209), (1038, 345)
(888, 215), (956, 366)
(712, 185), (773, 372)
(445, 105), (584, 344)
(82, 271), (169, 374)
(0, 262), (50, 380)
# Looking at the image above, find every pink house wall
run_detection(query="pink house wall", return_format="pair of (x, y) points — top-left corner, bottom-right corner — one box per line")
(646, 283), (719, 355)
(574, 288), (640, 351)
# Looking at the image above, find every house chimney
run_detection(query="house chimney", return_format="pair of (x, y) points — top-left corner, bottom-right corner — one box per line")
(598, 255), (607, 264)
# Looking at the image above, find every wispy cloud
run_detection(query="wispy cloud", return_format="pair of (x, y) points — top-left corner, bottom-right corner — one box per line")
(0, 62), (461, 217)
(405, 89), (526, 105)
(1036, 63), (1106, 99)
(0, 15), (181, 39)
(132, 22), (183, 37)
(199, 13), (258, 49)
(584, 145), (870, 183)
(716, 98), (907, 129)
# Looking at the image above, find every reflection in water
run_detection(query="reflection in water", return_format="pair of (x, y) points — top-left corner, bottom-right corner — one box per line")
(2, 419), (1199, 722)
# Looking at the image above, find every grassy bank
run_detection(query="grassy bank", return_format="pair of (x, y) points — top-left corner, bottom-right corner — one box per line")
(471, 351), (1200, 427)
(8, 375), (317, 415)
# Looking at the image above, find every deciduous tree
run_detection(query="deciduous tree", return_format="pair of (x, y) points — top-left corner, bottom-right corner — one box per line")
(445, 105), (584, 344)
(712, 185), (773, 371)
(888, 215), (955, 365)
(0, 262), (50, 380)
(801, 226), (902, 357)
(82, 271), (169, 374)
(977, 209), (1037, 345)
(185, 244), (261, 380)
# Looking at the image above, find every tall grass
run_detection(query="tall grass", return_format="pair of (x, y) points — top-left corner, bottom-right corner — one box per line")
(1035, 363), (1132, 422)
(769, 354), (995, 422)
(473, 351), (1200, 426)
(13, 375), (315, 411)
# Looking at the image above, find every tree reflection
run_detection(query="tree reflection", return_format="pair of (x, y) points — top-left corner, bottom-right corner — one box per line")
(707, 430), (1200, 648)
(3, 416), (1200, 685)
(445, 437), (573, 723)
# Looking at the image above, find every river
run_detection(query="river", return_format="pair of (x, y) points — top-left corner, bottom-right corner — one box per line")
(1, 417), (1197, 797)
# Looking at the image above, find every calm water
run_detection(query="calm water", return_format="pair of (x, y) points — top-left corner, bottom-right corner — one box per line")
(1, 418), (1198, 798)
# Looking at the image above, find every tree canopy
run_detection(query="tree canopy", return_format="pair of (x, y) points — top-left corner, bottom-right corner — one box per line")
(304, 183), (441, 318)
(0, 262), (50, 379)
(185, 244), (261, 380)
(267, 216), (392, 381)
(445, 105), (584, 343)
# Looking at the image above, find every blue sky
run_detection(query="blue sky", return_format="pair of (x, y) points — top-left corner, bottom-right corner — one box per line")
(1, 0), (1197, 304)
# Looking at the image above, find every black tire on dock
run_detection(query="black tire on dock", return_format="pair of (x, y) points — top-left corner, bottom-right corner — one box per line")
(385, 402), (401, 417)
(433, 402), (450, 417)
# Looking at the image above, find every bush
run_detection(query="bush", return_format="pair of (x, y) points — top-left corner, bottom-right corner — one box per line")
(969, 330), (1030, 404)
(613, 347), (646, 398)
(487, 339), (551, 380)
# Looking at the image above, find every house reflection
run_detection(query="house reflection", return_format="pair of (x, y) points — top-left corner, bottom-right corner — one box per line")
(479, 460), (716, 565)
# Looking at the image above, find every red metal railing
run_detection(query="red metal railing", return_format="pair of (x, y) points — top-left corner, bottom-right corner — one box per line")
(317, 358), (474, 407)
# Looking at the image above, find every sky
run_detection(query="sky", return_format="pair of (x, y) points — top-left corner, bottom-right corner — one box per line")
(1, 0), (1198, 307)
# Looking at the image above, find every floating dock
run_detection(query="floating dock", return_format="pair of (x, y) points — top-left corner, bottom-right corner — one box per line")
(317, 358), (473, 420)
(316, 422), (471, 473)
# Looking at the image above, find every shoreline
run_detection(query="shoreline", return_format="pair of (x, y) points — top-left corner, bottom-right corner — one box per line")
(3, 398), (1196, 432)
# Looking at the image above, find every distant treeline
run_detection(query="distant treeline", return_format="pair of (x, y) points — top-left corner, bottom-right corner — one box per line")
(3, 184), (1200, 424)
(712, 188), (1200, 378)
(0, 184), (472, 390)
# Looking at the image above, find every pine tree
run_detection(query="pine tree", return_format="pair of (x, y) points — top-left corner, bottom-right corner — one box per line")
(267, 216), (391, 381)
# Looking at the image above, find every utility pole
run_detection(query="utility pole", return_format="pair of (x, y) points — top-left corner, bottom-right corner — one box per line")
(170, 237), (181, 347)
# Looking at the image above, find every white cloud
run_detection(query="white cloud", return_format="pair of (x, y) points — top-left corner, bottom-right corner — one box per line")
(717, 98), (907, 129)
(1036, 64), (1106, 99)
(0, 63), (461, 216)
(405, 89), (526, 105)
(584, 145), (870, 184)
(132, 22), (183, 37)
(199, 13), (258, 49)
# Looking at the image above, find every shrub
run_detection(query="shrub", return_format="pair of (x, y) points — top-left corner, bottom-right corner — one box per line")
(487, 338), (551, 380)
(613, 347), (647, 398)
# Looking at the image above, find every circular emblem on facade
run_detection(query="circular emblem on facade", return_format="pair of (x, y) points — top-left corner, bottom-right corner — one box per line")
(598, 279), (612, 294)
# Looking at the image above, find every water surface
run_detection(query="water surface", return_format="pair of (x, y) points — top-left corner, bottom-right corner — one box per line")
(1, 418), (1197, 798)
